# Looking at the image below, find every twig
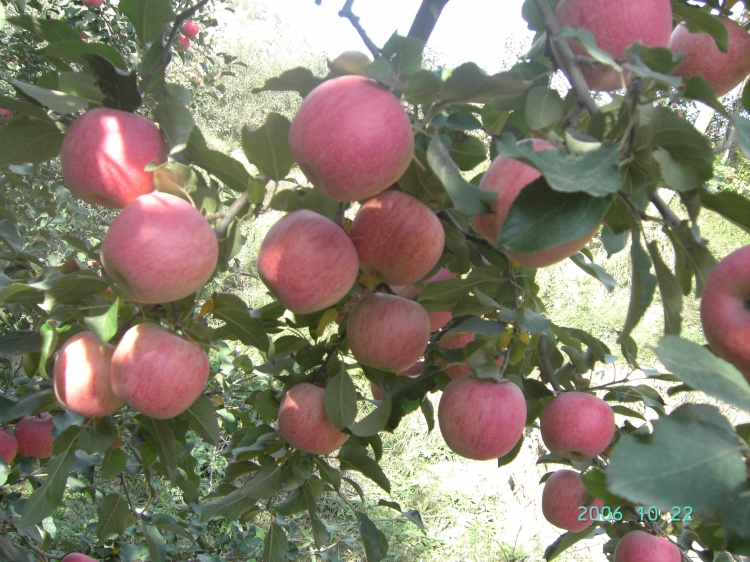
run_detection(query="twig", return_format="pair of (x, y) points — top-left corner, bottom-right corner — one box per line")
(537, 336), (563, 391)
(338, 0), (381, 59)
(214, 191), (250, 239)
(20, 535), (63, 560)
(407, 0), (450, 43)
(650, 193), (681, 227)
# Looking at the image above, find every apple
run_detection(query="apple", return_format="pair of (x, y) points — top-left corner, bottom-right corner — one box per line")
(393, 267), (456, 331)
(100, 192), (218, 304)
(82, 0), (103, 6)
(540, 391), (615, 460)
(183, 21), (200, 39)
(110, 323), (209, 419)
(437, 376), (526, 460)
(177, 35), (191, 50)
(438, 331), (504, 379)
(351, 190), (445, 285)
(541, 469), (604, 532)
(0, 429), (18, 464)
(278, 383), (348, 455)
(62, 554), (99, 562)
(669, 16), (750, 98)
(614, 530), (681, 562)
(0, 108), (12, 120)
(555, 0), (673, 91)
(347, 293), (431, 372)
(15, 413), (54, 459)
(397, 361), (425, 377)
(370, 382), (383, 401)
(258, 209), (359, 314)
(474, 138), (599, 268)
(289, 75), (414, 202)
(53, 332), (123, 418)
(60, 108), (167, 208)
(700, 245), (750, 381)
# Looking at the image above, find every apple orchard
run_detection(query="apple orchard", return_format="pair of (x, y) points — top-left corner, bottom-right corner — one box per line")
(2, 0), (750, 560)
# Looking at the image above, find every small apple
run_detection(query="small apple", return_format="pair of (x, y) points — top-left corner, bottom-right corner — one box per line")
(82, 0), (103, 7)
(100, 192), (219, 304)
(540, 391), (615, 460)
(0, 108), (13, 121)
(177, 35), (191, 50)
(438, 331), (504, 379)
(669, 16), (750, 98)
(258, 209), (359, 314)
(183, 21), (200, 39)
(15, 413), (54, 459)
(437, 376), (526, 460)
(474, 138), (599, 268)
(62, 553), (99, 562)
(53, 332), (122, 418)
(614, 530), (681, 562)
(700, 245), (750, 381)
(555, 0), (673, 91)
(351, 190), (445, 285)
(347, 293), (430, 372)
(541, 469), (604, 532)
(278, 383), (348, 455)
(110, 323), (209, 419)
(60, 108), (167, 208)
(289, 75), (414, 202)
(0, 429), (18, 464)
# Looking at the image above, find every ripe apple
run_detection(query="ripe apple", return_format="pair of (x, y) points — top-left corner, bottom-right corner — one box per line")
(60, 108), (167, 208)
(438, 331), (504, 379)
(0, 108), (12, 120)
(258, 209), (359, 314)
(177, 35), (191, 50)
(53, 332), (123, 418)
(474, 138), (599, 268)
(700, 245), (750, 381)
(183, 21), (200, 38)
(62, 554), (99, 562)
(370, 382), (383, 401)
(540, 391), (615, 460)
(437, 376), (526, 460)
(555, 0), (673, 91)
(393, 267), (456, 331)
(541, 469), (604, 532)
(82, 0), (103, 6)
(110, 323), (209, 419)
(100, 192), (218, 304)
(278, 383), (348, 455)
(347, 293), (430, 372)
(15, 413), (54, 459)
(669, 16), (750, 98)
(0, 429), (18, 464)
(397, 361), (425, 377)
(289, 75), (414, 202)
(351, 190), (445, 285)
(614, 530), (681, 562)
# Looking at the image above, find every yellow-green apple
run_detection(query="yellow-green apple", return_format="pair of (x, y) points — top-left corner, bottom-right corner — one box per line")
(278, 383), (348, 455)
(0, 429), (18, 464)
(393, 267), (456, 331)
(182, 20), (200, 38)
(541, 469), (604, 532)
(60, 108), (167, 208)
(100, 192), (218, 304)
(437, 376), (526, 460)
(62, 554), (99, 562)
(347, 293), (430, 372)
(258, 209), (359, 314)
(700, 245), (750, 381)
(614, 530), (681, 562)
(438, 331), (504, 379)
(351, 190), (445, 285)
(110, 323), (209, 419)
(474, 138), (599, 268)
(15, 413), (54, 459)
(540, 391), (615, 460)
(669, 16), (750, 97)
(0, 108), (12, 120)
(555, 0), (673, 91)
(53, 332), (122, 418)
(289, 75), (414, 202)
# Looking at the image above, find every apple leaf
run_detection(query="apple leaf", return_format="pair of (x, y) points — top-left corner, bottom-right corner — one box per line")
(252, 66), (323, 98)
(211, 293), (270, 352)
(557, 26), (620, 71)
(654, 336), (750, 413)
(7, 14), (81, 42)
(441, 63), (530, 104)
(188, 140), (253, 193)
(569, 252), (616, 293)
(449, 134), (486, 171)
(240, 462), (285, 499)
(731, 114), (750, 160)
(325, 370), (358, 429)
(543, 526), (604, 561)
(96, 493), (137, 542)
(263, 521), (288, 562)
(154, 101), (195, 154)
(381, 32), (424, 79)
(350, 399), (392, 437)
(525, 86), (563, 130)
(664, 221), (717, 298)
(682, 75), (729, 115)
(184, 396), (221, 445)
(119, 0), (174, 44)
(41, 40), (128, 71)
(338, 443), (391, 493)
(647, 242), (683, 335)
(403, 69), (442, 105)
(0, 116), (64, 168)
(199, 485), (255, 522)
(722, 493), (750, 554)
(241, 113), (294, 181)
(672, 3), (729, 53)
(80, 54), (141, 112)
(138, 417), (179, 484)
(700, 187), (750, 234)
(83, 298), (119, 343)
(356, 510), (389, 562)
(618, 231), (656, 343)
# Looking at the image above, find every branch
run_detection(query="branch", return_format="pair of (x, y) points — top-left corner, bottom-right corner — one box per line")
(338, 0), (381, 59)
(214, 191), (250, 239)
(407, 0), (450, 43)
(650, 192), (681, 227)
(537, 336), (563, 392)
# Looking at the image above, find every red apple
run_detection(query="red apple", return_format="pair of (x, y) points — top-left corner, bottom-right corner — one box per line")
(82, 0), (103, 6)
(437, 376), (526, 460)
(438, 331), (504, 379)
(278, 383), (348, 455)
(60, 108), (167, 208)
(670, 16), (750, 97)
(258, 209), (359, 314)
(541, 469), (604, 532)
(53, 332), (123, 418)
(555, 0), (673, 91)
(62, 554), (99, 562)
(540, 391), (615, 460)
(15, 413), (54, 459)
(0, 108), (12, 121)
(396, 361), (425, 377)
(0, 429), (18, 464)
(347, 293), (430, 372)
(183, 21), (200, 38)
(700, 245), (750, 381)
(474, 138), (599, 268)
(100, 192), (218, 304)
(177, 35), (191, 50)
(370, 382), (383, 401)
(289, 75), (414, 202)
(614, 530), (681, 562)
(351, 190), (445, 285)
(110, 324), (209, 419)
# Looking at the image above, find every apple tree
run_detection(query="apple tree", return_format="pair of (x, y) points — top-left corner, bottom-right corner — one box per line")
(1, 0), (750, 560)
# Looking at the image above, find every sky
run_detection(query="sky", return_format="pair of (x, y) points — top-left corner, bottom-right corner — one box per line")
(269, 0), (535, 73)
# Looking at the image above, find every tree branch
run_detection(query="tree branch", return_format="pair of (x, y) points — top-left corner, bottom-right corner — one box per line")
(338, 0), (381, 59)
(214, 191), (251, 239)
(537, 335), (563, 392)
(651, 192), (681, 227)
(407, 0), (450, 43)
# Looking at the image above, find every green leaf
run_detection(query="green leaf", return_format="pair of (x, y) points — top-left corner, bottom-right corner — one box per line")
(525, 86), (563, 130)
(138, 417), (179, 484)
(403, 69), (442, 105)
(664, 221), (717, 297)
(682, 75), (730, 114)
(442, 63), (530, 104)
(41, 40), (128, 71)
(449, 134), (487, 171)
(356, 511), (389, 562)
(557, 27), (620, 72)
(700, 187), (750, 234)
(96, 493), (137, 541)
(647, 242), (682, 335)
(183, 396), (221, 445)
(569, 253), (616, 293)
(211, 293), (269, 352)
(314, 457), (341, 491)
(0, 220), (21, 255)
(188, 142), (252, 193)
(143, 522), (167, 562)
(0, 331), (42, 358)
(262, 521), (288, 562)
(619, 231), (656, 342)
(252, 67), (323, 98)
(671, 4), (729, 53)
(39, 270), (110, 309)
(338, 443), (391, 493)
(11, 79), (89, 114)
(81, 54), (141, 112)
(325, 371), (358, 429)
(543, 527), (603, 561)
(7, 14), (81, 42)
(83, 297), (119, 343)
(655, 336), (750, 414)
(350, 399), (392, 437)
(241, 113), (294, 181)
(732, 114), (750, 159)
(722, 492), (750, 554)
(381, 33), (424, 78)
(200, 486), (255, 522)
(154, 101), (195, 154)
(119, 0), (174, 44)
(240, 463), (285, 499)
(0, 116), (64, 167)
